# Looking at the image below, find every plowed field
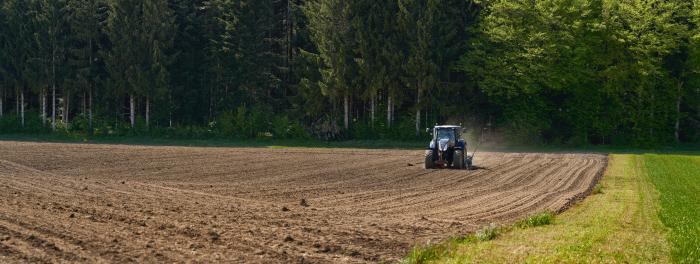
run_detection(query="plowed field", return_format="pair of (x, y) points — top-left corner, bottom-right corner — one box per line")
(0, 141), (606, 263)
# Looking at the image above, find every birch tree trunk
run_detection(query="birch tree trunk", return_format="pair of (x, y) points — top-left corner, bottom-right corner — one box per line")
(425, 107), (428, 130)
(387, 95), (392, 127)
(52, 84), (56, 130)
(168, 94), (173, 128)
(0, 87), (3, 117)
(67, 94), (70, 124)
(415, 88), (421, 137)
(130, 94), (135, 128)
(64, 92), (70, 124)
(20, 90), (25, 127)
(52, 33), (57, 127)
(344, 93), (349, 130)
(88, 38), (94, 133)
(370, 92), (375, 127)
(41, 89), (46, 125)
(88, 88), (93, 133)
(146, 96), (150, 128)
(82, 91), (86, 117)
(208, 85), (213, 122)
(675, 81), (682, 143)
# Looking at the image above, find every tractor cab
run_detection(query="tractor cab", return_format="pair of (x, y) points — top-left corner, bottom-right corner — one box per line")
(435, 126), (458, 150)
(424, 125), (471, 169)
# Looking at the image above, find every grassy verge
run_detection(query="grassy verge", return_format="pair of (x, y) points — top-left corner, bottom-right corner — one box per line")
(645, 154), (700, 263)
(403, 154), (670, 263)
(404, 212), (555, 263)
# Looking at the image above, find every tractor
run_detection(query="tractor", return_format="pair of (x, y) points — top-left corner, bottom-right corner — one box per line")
(424, 125), (473, 169)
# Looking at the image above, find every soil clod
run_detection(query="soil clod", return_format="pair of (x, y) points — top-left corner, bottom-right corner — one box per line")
(208, 230), (220, 242)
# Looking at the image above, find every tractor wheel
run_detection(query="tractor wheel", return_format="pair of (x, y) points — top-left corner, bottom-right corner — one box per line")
(454, 150), (465, 169)
(424, 150), (436, 169)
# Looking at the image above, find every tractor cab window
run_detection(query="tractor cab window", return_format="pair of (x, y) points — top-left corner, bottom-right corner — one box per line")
(436, 129), (455, 141)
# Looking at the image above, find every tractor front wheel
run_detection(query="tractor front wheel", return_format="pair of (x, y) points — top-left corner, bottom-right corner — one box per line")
(424, 150), (436, 169)
(454, 150), (465, 169)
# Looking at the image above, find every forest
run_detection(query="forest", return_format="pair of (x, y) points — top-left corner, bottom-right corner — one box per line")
(0, 0), (699, 146)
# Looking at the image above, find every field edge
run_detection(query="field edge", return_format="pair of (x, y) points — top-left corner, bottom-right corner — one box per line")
(401, 154), (671, 264)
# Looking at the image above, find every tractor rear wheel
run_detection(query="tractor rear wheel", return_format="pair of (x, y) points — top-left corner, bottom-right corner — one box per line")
(424, 150), (435, 169)
(454, 150), (465, 169)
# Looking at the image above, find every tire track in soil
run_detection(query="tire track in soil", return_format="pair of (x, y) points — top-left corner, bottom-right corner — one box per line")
(0, 141), (606, 263)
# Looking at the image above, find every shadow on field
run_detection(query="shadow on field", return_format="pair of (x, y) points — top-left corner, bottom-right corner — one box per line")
(468, 165), (490, 171)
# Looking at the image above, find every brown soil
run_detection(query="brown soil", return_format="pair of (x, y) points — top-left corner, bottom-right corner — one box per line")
(0, 141), (606, 263)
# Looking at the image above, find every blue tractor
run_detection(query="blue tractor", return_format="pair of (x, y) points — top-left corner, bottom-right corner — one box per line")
(424, 125), (473, 169)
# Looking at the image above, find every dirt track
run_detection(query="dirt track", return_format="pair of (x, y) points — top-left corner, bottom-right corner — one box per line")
(0, 141), (606, 263)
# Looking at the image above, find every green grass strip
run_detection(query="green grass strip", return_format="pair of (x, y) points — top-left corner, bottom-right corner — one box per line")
(645, 154), (700, 263)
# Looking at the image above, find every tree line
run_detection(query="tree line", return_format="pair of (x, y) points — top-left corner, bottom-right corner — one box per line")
(0, 0), (698, 145)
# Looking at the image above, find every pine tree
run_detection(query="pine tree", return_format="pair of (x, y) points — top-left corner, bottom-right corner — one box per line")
(399, 0), (466, 136)
(43, 0), (70, 129)
(27, 0), (71, 128)
(380, 1), (404, 128)
(141, 0), (176, 128)
(202, 0), (238, 120)
(237, 0), (282, 106)
(170, 0), (208, 125)
(352, 1), (387, 127)
(292, 0), (334, 124)
(304, 0), (356, 130)
(0, 4), (7, 118)
(67, 0), (107, 133)
(105, 0), (142, 128)
(270, 0), (294, 109)
(3, 0), (34, 127)
(28, 0), (48, 127)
